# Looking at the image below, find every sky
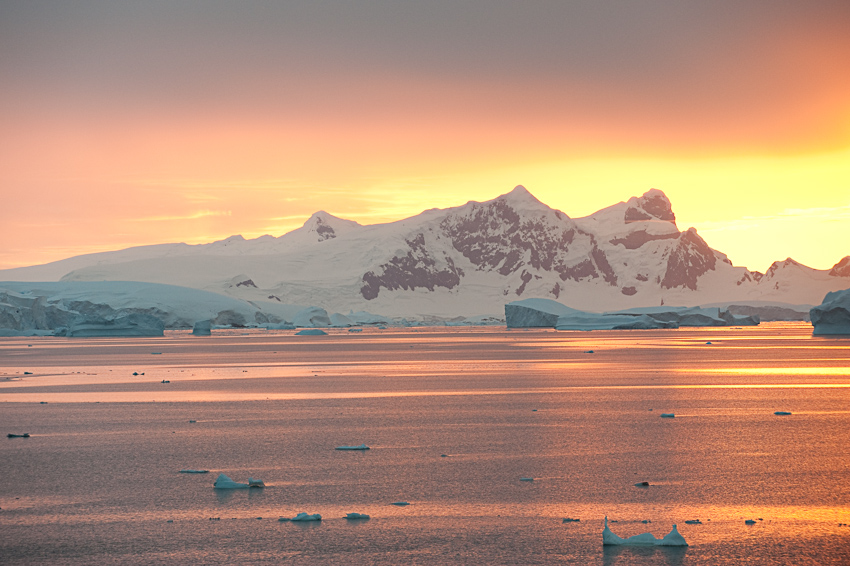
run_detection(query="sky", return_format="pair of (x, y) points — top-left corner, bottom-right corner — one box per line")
(1, 0), (849, 273)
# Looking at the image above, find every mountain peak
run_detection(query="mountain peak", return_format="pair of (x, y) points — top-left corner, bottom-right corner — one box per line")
(494, 185), (546, 209)
(624, 189), (676, 225)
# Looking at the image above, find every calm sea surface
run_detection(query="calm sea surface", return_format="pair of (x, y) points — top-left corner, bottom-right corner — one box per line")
(1, 323), (848, 565)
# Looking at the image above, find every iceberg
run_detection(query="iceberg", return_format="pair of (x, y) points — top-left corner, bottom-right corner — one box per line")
(506, 298), (760, 330)
(344, 513), (370, 520)
(192, 320), (212, 336)
(213, 473), (250, 489)
(248, 478), (265, 487)
(67, 313), (165, 337)
(179, 469), (209, 473)
(296, 328), (328, 335)
(335, 444), (370, 450)
(602, 516), (687, 546)
(329, 312), (354, 327)
(286, 512), (322, 522)
(810, 288), (850, 335)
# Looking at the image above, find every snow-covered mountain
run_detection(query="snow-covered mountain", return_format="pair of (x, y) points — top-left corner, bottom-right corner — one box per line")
(2, 186), (848, 317)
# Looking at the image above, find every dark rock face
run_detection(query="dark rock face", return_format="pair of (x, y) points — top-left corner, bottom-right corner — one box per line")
(360, 234), (464, 300)
(235, 279), (257, 288)
(660, 228), (717, 290)
(829, 256), (850, 277)
(621, 286), (637, 296)
(610, 230), (679, 249)
(624, 190), (676, 224)
(315, 219), (336, 240)
(440, 200), (576, 275)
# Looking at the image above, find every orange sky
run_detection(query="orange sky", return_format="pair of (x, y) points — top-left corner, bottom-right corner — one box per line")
(1, 1), (849, 274)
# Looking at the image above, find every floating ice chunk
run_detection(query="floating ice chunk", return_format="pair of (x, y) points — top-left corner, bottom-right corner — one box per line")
(563, 517), (581, 523)
(391, 501), (411, 506)
(248, 478), (265, 487)
(774, 411), (792, 416)
(660, 413), (675, 418)
(192, 320), (212, 336)
(290, 512), (322, 521)
(296, 328), (328, 336)
(344, 513), (370, 520)
(348, 328), (363, 332)
(180, 469), (209, 473)
(335, 444), (370, 450)
(520, 477), (534, 482)
(634, 481), (650, 487)
(684, 519), (702, 524)
(745, 519), (757, 525)
(7, 433), (30, 438)
(213, 473), (249, 489)
(602, 516), (687, 546)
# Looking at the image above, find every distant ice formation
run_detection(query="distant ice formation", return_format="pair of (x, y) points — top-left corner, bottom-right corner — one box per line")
(344, 513), (370, 520)
(296, 328), (328, 335)
(810, 288), (850, 335)
(192, 319), (212, 336)
(505, 298), (757, 330)
(602, 516), (687, 546)
(284, 512), (322, 522)
(179, 469), (209, 474)
(335, 444), (370, 450)
(66, 313), (165, 337)
(213, 473), (263, 489)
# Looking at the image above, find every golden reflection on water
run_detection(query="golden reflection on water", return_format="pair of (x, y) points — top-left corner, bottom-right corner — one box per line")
(687, 367), (850, 376)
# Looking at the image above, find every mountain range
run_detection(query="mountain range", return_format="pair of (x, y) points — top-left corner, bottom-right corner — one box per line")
(2, 186), (847, 318)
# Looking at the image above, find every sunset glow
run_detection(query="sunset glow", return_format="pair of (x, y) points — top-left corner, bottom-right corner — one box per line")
(1, 1), (848, 272)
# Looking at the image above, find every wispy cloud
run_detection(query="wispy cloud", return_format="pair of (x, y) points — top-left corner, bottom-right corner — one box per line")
(130, 210), (232, 222)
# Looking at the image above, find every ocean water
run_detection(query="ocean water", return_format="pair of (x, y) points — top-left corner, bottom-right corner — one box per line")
(1, 323), (848, 565)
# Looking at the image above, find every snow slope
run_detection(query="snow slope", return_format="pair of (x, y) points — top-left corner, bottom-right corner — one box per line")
(1, 186), (847, 318)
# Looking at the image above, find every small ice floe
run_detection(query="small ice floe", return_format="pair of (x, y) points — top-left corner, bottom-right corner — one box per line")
(248, 478), (265, 488)
(286, 512), (322, 522)
(440, 454), (449, 457)
(296, 329), (328, 336)
(188, 420), (196, 423)
(684, 519), (702, 524)
(774, 411), (792, 416)
(161, 380), (170, 383)
(348, 328), (363, 333)
(344, 513), (370, 520)
(179, 469), (209, 474)
(641, 520), (651, 524)
(563, 517), (581, 523)
(213, 473), (250, 489)
(745, 519), (757, 525)
(660, 413), (675, 418)
(391, 501), (411, 506)
(336, 444), (370, 450)
(7, 433), (30, 438)
(634, 482), (650, 487)
(23, 371), (33, 375)
(520, 477), (535, 482)
(584, 350), (595, 354)
(602, 516), (688, 546)
(706, 341), (712, 345)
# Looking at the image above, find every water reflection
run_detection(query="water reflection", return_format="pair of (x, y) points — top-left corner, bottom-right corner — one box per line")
(602, 545), (687, 566)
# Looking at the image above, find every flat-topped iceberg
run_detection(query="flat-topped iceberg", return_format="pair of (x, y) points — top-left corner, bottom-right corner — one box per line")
(336, 444), (370, 450)
(810, 288), (850, 335)
(602, 516), (687, 546)
(506, 298), (759, 330)
(66, 313), (165, 337)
